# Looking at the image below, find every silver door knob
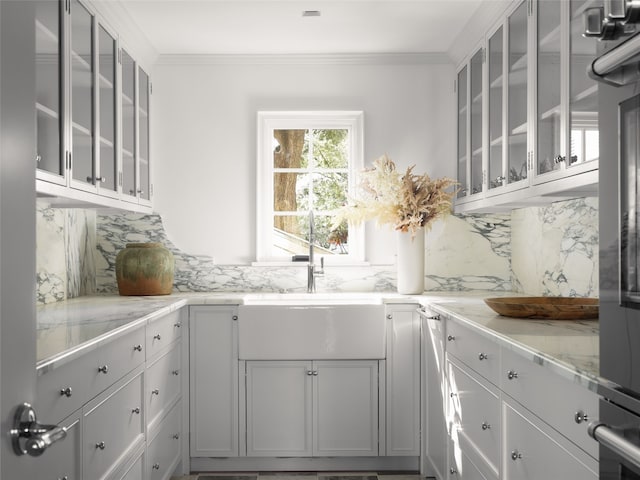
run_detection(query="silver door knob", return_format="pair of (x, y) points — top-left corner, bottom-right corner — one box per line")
(172, 370), (180, 376)
(153, 334), (161, 340)
(478, 352), (488, 361)
(174, 322), (181, 328)
(447, 335), (455, 341)
(10, 403), (67, 457)
(59, 387), (73, 398)
(133, 344), (142, 352)
(132, 407), (140, 414)
(173, 433), (180, 439)
(98, 365), (109, 374)
(95, 441), (106, 450)
(152, 463), (160, 470)
(482, 422), (491, 430)
(449, 467), (457, 474)
(575, 410), (589, 424)
(507, 370), (518, 380)
(511, 450), (522, 460)
(152, 389), (160, 395)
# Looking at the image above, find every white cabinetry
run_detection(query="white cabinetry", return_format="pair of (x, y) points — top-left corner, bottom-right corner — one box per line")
(454, 0), (598, 213)
(385, 304), (420, 456)
(244, 360), (379, 457)
(36, 308), (184, 480)
(424, 307), (599, 480)
(35, 0), (153, 212)
(421, 307), (447, 480)
(189, 305), (239, 457)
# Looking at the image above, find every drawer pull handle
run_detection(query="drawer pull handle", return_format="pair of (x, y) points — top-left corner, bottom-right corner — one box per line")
(133, 344), (142, 352)
(511, 450), (522, 461)
(507, 370), (518, 380)
(98, 365), (109, 374)
(95, 441), (106, 450)
(152, 463), (160, 470)
(481, 422), (491, 430)
(152, 389), (160, 395)
(153, 334), (161, 340)
(132, 407), (140, 414)
(478, 352), (488, 361)
(59, 387), (72, 398)
(447, 335), (455, 341)
(172, 370), (180, 376)
(174, 322), (181, 328)
(173, 433), (180, 440)
(575, 410), (589, 424)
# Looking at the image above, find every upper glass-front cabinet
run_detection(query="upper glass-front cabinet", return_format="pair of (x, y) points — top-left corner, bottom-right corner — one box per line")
(533, 0), (598, 182)
(35, 0), (152, 209)
(456, 46), (484, 202)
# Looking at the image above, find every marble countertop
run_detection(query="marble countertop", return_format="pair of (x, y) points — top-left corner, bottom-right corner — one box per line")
(37, 292), (599, 389)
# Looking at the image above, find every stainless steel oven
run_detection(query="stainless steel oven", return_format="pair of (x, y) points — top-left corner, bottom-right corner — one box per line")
(587, 1), (640, 477)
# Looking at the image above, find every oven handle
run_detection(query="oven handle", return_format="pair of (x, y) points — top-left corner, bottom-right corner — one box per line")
(589, 32), (640, 86)
(589, 421), (640, 471)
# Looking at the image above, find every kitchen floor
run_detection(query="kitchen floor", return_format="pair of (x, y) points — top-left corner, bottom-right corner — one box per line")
(171, 473), (426, 480)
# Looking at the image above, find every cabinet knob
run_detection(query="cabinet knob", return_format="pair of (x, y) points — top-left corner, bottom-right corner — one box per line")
(59, 387), (72, 398)
(174, 322), (181, 328)
(307, 370), (314, 376)
(133, 344), (142, 352)
(449, 467), (457, 474)
(152, 389), (160, 395)
(450, 392), (457, 398)
(554, 155), (566, 164)
(507, 370), (518, 380)
(152, 463), (160, 470)
(425, 314), (441, 321)
(95, 441), (106, 450)
(511, 450), (522, 461)
(57, 476), (68, 480)
(132, 407), (140, 414)
(98, 365), (109, 374)
(478, 352), (488, 361)
(574, 410), (589, 424)
(172, 369), (180, 376)
(386, 314), (393, 320)
(447, 335), (455, 341)
(232, 315), (238, 321)
(173, 433), (180, 440)
(153, 334), (161, 340)
(481, 422), (491, 430)
(313, 370), (318, 376)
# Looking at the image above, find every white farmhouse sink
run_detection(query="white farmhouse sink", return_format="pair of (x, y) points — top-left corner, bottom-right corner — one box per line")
(237, 303), (386, 360)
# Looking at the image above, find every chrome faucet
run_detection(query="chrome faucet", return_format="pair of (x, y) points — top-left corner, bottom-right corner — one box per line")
(307, 211), (324, 293)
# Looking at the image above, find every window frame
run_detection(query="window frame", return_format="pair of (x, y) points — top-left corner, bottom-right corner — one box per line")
(256, 111), (365, 264)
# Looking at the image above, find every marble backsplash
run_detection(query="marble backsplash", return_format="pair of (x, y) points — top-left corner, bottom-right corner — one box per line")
(35, 197), (599, 304)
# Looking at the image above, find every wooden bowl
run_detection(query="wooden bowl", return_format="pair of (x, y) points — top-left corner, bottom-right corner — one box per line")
(484, 297), (598, 320)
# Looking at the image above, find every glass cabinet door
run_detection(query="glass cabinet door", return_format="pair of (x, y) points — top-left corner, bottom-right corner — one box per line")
(457, 65), (468, 200)
(569, 0), (598, 168)
(121, 49), (136, 199)
(470, 48), (483, 196)
(507, 0), (528, 184)
(35, 0), (64, 181)
(488, 26), (504, 190)
(97, 24), (117, 195)
(536, 0), (562, 176)
(138, 67), (150, 202)
(70, 0), (95, 188)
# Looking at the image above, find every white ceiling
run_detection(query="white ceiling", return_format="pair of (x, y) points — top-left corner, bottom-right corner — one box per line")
(118, 0), (488, 56)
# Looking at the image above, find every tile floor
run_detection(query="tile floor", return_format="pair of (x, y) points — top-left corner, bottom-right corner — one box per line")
(171, 473), (426, 480)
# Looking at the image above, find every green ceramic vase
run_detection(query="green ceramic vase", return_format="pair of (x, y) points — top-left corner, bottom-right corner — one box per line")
(115, 242), (174, 295)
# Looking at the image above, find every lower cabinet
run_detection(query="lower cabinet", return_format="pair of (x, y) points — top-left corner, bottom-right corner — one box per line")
(147, 401), (182, 480)
(35, 410), (82, 480)
(502, 399), (598, 479)
(245, 360), (379, 457)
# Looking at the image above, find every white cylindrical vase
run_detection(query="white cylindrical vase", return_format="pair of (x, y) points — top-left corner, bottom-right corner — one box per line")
(396, 229), (425, 294)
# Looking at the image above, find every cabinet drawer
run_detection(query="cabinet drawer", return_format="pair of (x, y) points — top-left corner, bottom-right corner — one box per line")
(448, 438), (496, 480)
(147, 310), (182, 359)
(146, 343), (181, 431)
(147, 401), (182, 480)
(500, 347), (598, 459)
(117, 451), (144, 480)
(36, 326), (145, 423)
(35, 411), (81, 480)
(503, 399), (598, 479)
(83, 369), (145, 480)
(446, 319), (501, 386)
(447, 358), (500, 473)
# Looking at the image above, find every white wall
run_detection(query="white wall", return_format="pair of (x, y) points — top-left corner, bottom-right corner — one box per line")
(151, 56), (455, 264)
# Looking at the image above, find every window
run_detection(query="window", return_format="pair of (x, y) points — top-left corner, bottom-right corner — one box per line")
(256, 111), (364, 263)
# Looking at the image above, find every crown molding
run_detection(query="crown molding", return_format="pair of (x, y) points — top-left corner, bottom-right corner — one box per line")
(156, 52), (453, 66)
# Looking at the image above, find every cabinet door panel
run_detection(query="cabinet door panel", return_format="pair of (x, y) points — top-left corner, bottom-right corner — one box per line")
(457, 65), (468, 200)
(470, 48), (484, 196)
(138, 66), (151, 203)
(97, 23), (117, 194)
(246, 361), (312, 456)
(313, 361), (378, 456)
(488, 25), (505, 190)
(503, 400), (597, 479)
(189, 306), (238, 457)
(147, 401), (182, 480)
(121, 48), (136, 199)
(35, 411), (81, 480)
